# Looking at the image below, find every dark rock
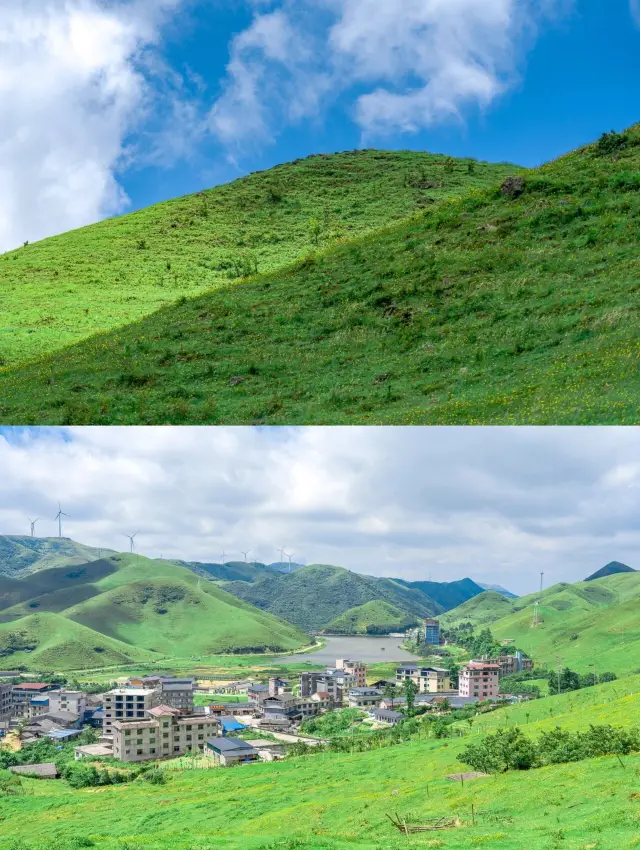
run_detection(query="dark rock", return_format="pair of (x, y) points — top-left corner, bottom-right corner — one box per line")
(229, 376), (245, 386)
(500, 176), (525, 198)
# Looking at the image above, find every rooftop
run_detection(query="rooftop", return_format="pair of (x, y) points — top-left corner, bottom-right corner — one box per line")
(206, 737), (257, 754)
(374, 709), (404, 720)
(74, 744), (114, 757)
(10, 763), (58, 778)
(465, 662), (501, 670)
(12, 683), (55, 691)
(147, 705), (182, 717)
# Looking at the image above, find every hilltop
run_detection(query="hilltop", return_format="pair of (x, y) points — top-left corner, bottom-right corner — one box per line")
(477, 582), (518, 598)
(2, 126), (640, 424)
(0, 553), (309, 669)
(395, 577), (484, 610)
(223, 563), (442, 632)
(1, 672), (639, 849)
(1, 149), (517, 369)
(585, 560), (636, 581)
(0, 536), (116, 577)
(442, 571), (640, 675)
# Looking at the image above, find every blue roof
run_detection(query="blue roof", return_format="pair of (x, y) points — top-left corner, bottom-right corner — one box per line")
(220, 719), (247, 733)
(47, 729), (82, 740)
(30, 698), (50, 705)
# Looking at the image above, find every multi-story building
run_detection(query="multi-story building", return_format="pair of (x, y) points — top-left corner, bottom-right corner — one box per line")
(248, 684), (270, 705)
(335, 659), (366, 687)
(261, 692), (332, 723)
(129, 677), (195, 711)
(299, 671), (325, 698)
(458, 662), (500, 700)
(423, 618), (440, 645)
(0, 684), (12, 720)
(482, 652), (533, 678)
(347, 687), (382, 708)
(102, 688), (160, 735)
(11, 683), (60, 717)
(395, 664), (451, 693)
(48, 691), (87, 718)
(111, 705), (219, 762)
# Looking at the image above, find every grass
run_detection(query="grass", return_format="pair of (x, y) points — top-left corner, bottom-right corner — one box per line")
(193, 693), (249, 705)
(2, 127), (640, 424)
(0, 150), (516, 368)
(0, 535), (115, 577)
(0, 553), (310, 670)
(323, 600), (419, 634)
(443, 572), (640, 676)
(1, 675), (639, 849)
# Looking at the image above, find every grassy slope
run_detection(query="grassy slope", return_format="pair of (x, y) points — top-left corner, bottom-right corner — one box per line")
(1, 150), (517, 368)
(2, 675), (639, 850)
(175, 559), (275, 582)
(0, 535), (115, 577)
(323, 600), (419, 634)
(0, 554), (309, 669)
(4, 127), (640, 425)
(0, 611), (158, 668)
(441, 589), (518, 626)
(224, 564), (440, 632)
(443, 573), (640, 675)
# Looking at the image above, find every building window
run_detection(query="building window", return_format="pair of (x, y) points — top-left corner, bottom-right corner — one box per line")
(150, 748), (156, 754)
(125, 729), (131, 736)
(163, 732), (169, 739)
(136, 739), (143, 745)
(137, 749), (143, 756)
(197, 724), (203, 730)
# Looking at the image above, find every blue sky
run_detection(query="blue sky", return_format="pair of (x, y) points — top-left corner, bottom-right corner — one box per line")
(125, 1), (640, 214)
(2, 0), (640, 251)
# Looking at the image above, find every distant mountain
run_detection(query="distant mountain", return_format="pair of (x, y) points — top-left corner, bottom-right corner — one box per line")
(0, 552), (309, 669)
(268, 562), (305, 573)
(585, 561), (636, 581)
(478, 582), (518, 599)
(175, 560), (275, 583)
(323, 600), (420, 635)
(0, 536), (116, 577)
(396, 577), (485, 610)
(223, 563), (441, 632)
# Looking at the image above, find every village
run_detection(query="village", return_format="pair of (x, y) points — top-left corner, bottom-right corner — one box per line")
(0, 618), (536, 775)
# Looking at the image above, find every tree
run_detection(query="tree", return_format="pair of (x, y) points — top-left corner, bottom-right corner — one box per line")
(403, 679), (419, 716)
(309, 217), (322, 246)
(447, 658), (460, 689)
(458, 727), (539, 774)
(383, 682), (399, 708)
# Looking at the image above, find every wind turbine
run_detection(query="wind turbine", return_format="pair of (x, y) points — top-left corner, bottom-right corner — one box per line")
(28, 517), (39, 538)
(122, 531), (139, 553)
(241, 550), (251, 562)
(278, 547), (286, 565)
(284, 551), (296, 573)
(220, 549), (227, 565)
(54, 503), (69, 538)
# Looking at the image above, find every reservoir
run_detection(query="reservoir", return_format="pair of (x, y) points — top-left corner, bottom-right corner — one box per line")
(273, 635), (420, 665)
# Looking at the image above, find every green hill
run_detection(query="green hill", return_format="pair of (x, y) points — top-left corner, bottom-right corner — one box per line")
(223, 563), (441, 632)
(0, 553), (310, 669)
(443, 572), (640, 675)
(1, 673), (639, 850)
(3, 126), (640, 425)
(1, 150), (517, 369)
(585, 560), (636, 581)
(173, 559), (275, 582)
(323, 600), (420, 634)
(0, 536), (115, 577)
(396, 577), (484, 610)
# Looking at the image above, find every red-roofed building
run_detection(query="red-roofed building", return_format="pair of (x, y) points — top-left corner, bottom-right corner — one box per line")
(458, 662), (500, 700)
(11, 683), (60, 717)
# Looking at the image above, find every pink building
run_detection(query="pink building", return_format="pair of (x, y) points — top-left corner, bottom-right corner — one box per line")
(458, 662), (500, 700)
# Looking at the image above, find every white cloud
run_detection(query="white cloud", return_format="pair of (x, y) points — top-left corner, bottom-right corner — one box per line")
(0, 0), (185, 252)
(2, 426), (640, 594)
(209, 0), (570, 147)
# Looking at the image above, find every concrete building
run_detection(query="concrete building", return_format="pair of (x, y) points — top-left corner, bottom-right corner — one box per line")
(299, 671), (325, 698)
(335, 659), (366, 687)
(347, 687), (382, 708)
(395, 664), (451, 694)
(11, 683), (60, 717)
(129, 677), (195, 711)
(372, 708), (404, 725)
(74, 743), (114, 760)
(0, 684), (12, 720)
(424, 618), (440, 645)
(482, 652), (533, 678)
(102, 687), (160, 735)
(262, 692), (332, 723)
(248, 684), (270, 705)
(48, 691), (87, 718)
(458, 662), (500, 700)
(112, 705), (219, 762)
(206, 737), (259, 766)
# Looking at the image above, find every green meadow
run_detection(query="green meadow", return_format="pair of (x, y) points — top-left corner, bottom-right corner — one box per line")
(2, 674), (639, 850)
(0, 150), (515, 368)
(2, 127), (640, 424)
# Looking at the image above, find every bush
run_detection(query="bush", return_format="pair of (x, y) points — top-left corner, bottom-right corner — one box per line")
(459, 728), (540, 773)
(595, 130), (628, 156)
(139, 768), (167, 785)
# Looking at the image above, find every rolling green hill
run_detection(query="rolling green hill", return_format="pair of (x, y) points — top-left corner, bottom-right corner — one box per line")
(585, 560), (636, 581)
(0, 536), (115, 577)
(3, 126), (640, 425)
(1, 150), (517, 369)
(323, 600), (420, 634)
(396, 577), (484, 610)
(223, 563), (441, 632)
(0, 553), (310, 669)
(443, 572), (640, 675)
(1, 673), (639, 850)
(173, 559), (275, 582)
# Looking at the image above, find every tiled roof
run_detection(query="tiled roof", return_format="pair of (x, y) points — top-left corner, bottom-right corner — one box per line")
(147, 705), (181, 717)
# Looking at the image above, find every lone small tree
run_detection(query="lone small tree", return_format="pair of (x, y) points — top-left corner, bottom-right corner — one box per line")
(383, 681), (399, 708)
(403, 679), (419, 716)
(309, 216), (322, 246)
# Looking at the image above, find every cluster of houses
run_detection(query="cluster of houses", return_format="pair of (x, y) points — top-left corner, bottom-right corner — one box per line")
(0, 650), (533, 769)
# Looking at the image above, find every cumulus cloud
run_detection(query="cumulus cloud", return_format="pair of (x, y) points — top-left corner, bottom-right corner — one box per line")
(209, 0), (570, 148)
(1, 427), (640, 594)
(0, 0), (186, 252)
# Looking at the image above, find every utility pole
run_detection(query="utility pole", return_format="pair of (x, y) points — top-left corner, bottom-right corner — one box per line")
(556, 657), (563, 694)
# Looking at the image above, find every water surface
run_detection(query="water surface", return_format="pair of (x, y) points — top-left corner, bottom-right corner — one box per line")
(273, 635), (420, 666)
